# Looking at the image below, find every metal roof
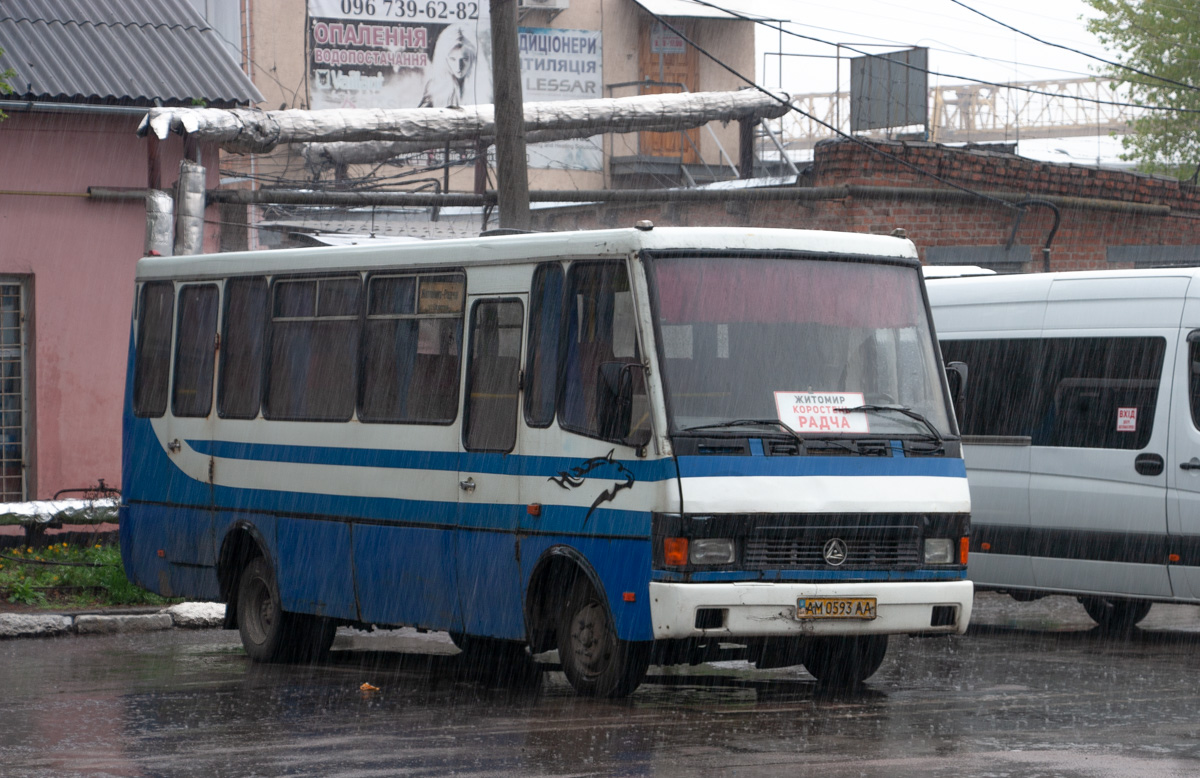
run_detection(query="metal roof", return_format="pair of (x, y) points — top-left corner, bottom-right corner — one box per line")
(0, 0), (262, 107)
(633, 0), (786, 22)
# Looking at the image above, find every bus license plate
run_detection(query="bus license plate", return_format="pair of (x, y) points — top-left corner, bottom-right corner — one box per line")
(796, 597), (877, 620)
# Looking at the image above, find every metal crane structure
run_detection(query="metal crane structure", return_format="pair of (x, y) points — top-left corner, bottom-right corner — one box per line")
(779, 77), (1137, 151)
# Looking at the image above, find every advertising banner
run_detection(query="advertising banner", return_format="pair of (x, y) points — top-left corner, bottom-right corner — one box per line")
(308, 0), (493, 110)
(308, 4), (604, 171)
(519, 27), (603, 171)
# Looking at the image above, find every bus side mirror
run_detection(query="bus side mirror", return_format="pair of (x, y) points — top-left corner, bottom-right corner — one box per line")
(597, 362), (652, 449)
(946, 361), (968, 427)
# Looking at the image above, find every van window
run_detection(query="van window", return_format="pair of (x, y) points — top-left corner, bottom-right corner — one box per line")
(219, 277), (268, 419)
(133, 281), (174, 418)
(464, 299), (523, 452)
(172, 284), (219, 418)
(559, 261), (640, 440)
(359, 273), (464, 424)
(940, 339), (1040, 437)
(1190, 335), (1200, 429)
(942, 336), (1164, 449)
(265, 276), (362, 421)
(1038, 337), (1163, 449)
(525, 263), (563, 428)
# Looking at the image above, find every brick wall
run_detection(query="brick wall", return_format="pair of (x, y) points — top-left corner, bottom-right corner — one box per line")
(534, 139), (1200, 272)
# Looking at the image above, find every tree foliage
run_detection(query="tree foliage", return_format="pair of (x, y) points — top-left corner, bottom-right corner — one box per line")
(1084, 0), (1200, 177)
(0, 47), (15, 122)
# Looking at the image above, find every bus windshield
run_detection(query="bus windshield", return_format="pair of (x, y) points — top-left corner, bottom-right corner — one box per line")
(647, 255), (954, 439)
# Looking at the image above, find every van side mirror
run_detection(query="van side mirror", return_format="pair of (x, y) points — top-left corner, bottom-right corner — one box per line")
(945, 361), (968, 427)
(597, 362), (652, 449)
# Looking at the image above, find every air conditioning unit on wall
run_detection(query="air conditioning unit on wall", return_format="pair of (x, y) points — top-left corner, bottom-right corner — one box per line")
(518, 0), (570, 12)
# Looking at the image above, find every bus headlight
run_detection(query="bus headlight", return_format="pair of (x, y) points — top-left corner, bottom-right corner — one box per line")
(690, 538), (735, 565)
(924, 538), (955, 565)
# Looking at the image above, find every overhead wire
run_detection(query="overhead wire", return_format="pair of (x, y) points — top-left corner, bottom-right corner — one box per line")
(947, 0), (1200, 94)
(689, 0), (1200, 114)
(635, 5), (1020, 211)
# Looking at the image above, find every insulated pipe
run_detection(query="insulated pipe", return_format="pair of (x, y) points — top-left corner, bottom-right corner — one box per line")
(144, 190), (174, 257)
(173, 160), (206, 256)
(200, 185), (1177, 216)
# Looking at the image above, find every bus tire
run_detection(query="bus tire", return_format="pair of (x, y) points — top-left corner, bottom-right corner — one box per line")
(236, 556), (292, 663)
(557, 578), (650, 698)
(802, 635), (888, 687)
(452, 634), (541, 687)
(285, 614), (337, 662)
(1079, 597), (1151, 634)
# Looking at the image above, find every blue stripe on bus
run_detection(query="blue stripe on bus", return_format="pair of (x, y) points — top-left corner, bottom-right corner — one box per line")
(188, 439), (680, 481)
(187, 439), (965, 480)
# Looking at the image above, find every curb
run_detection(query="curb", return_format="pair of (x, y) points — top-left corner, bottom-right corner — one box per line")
(0, 602), (225, 639)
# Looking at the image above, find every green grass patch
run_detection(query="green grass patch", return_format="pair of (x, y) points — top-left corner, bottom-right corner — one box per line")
(0, 542), (178, 609)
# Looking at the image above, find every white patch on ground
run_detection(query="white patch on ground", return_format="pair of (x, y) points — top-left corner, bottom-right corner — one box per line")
(164, 602), (226, 628)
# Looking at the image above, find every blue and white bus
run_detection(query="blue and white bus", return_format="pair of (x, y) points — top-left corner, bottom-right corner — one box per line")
(121, 225), (972, 696)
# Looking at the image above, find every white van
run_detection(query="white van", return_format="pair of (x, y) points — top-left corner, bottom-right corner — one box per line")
(928, 268), (1200, 631)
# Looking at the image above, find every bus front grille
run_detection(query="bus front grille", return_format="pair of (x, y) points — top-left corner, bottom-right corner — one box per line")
(743, 535), (922, 569)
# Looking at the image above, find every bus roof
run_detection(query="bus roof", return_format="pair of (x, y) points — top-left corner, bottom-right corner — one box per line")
(133, 226), (920, 281)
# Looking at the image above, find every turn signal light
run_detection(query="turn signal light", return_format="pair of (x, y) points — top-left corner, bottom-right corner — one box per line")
(1170, 553), (1181, 563)
(664, 537), (688, 566)
(960, 537), (970, 565)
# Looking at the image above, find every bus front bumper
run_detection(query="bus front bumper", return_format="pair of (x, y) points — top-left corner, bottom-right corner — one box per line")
(648, 580), (974, 639)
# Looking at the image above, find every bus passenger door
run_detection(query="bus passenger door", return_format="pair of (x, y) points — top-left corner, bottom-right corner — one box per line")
(162, 283), (220, 577)
(458, 296), (527, 639)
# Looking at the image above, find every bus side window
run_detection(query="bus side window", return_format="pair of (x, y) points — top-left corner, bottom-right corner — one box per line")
(133, 281), (174, 418)
(463, 299), (523, 452)
(558, 261), (639, 440)
(524, 263), (563, 428)
(265, 276), (362, 422)
(360, 273), (464, 424)
(172, 284), (219, 418)
(219, 277), (268, 419)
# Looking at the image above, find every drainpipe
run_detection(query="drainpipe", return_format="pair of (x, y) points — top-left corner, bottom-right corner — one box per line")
(145, 190), (174, 257)
(1006, 198), (1061, 272)
(173, 160), (206, 256)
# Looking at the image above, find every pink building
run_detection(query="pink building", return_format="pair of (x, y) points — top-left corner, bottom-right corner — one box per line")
(0, 0), (260, 500)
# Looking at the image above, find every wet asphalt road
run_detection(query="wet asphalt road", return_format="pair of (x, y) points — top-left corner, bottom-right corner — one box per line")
(2, 593), (1200, 777)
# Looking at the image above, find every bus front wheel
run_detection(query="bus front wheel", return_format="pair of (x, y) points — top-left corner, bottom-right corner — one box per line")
(557, 578), (650, 697)
(802, 635), (888, 687)
(236, 556), (335, 663)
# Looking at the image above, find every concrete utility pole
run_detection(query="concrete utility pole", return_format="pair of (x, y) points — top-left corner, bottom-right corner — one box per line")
(490, 0), (530, 229)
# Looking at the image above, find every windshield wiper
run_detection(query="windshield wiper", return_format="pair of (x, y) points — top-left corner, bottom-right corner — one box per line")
(834, 405), (945, 446)
(677, 419), (804, 446)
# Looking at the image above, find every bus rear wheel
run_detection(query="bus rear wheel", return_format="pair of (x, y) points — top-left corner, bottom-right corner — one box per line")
(802, 635), (888, 687)
(557, 578), (649, 698)
(236, 556), (335, 663)
(1079, 597), (1151, 634)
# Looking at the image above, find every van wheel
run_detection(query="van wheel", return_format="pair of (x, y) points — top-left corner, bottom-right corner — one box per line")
(1079, 597), (1151, 634)
(802, 635), (888, 687)
(557, 578), (650, 697)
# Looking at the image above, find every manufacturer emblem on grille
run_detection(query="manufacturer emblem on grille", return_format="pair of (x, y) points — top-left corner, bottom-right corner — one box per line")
(823, 538), (848, 566)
